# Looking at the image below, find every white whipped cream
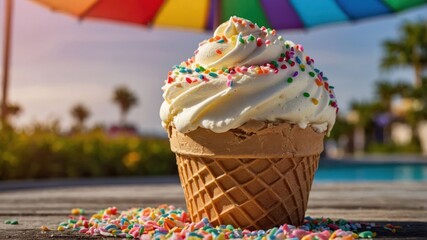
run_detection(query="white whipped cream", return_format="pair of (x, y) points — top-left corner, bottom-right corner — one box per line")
(160, 17), (338, 134)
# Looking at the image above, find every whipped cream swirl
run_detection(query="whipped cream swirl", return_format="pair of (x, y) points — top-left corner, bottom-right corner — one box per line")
(160, 17), (338, 134)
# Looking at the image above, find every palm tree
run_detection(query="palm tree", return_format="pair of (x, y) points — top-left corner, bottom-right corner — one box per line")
(381, 20), (427, 87)
(374, 80), (412, 112)
(350, 101), (381, 127)
(112, 86), (138, 126)
(394, 81), (413, 98)
(375, 81), (396, 112)
(6, 103), (22, 117)
(407, 77), (427, 125)
(0, 102), (22, 130)
(70, 103), (90, 130)
(349, 101), (383, 153)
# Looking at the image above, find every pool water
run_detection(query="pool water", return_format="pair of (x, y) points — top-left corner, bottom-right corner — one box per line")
(314, 161), (427, 182)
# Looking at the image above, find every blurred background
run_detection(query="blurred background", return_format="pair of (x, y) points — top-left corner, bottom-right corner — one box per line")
(0, 0), (426, 182)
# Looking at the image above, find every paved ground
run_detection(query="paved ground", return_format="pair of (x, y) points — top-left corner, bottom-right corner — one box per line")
(0, 178), (426, 239)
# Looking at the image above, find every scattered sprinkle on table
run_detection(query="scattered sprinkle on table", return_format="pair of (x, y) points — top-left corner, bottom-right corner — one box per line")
(40, 225), (51, 231)
(51, 205), (391, 239)
(4, 220), (18, 225)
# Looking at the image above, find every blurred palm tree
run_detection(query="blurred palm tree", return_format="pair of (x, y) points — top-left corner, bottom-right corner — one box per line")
(375, 80), (412, 111)
(70, 103), (90, 131)
(407, 78), (427, 125)
(381, 20), (427, 87)
(0, 102), (22, 130)
(350, 101), (381, 127)
(375, 81), (395, 111)
(348, 101), (382, 153)
(394, 81), (413, 97)
(6, 103), (22, 117)
(112, 86), (138, 126)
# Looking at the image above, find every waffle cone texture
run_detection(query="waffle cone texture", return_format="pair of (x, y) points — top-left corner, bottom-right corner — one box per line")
(168, 120), (325, 230)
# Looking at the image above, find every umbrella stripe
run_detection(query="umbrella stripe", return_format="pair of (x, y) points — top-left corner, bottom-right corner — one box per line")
(335, 0), (391, 20)
(290, 0), (349, 27)
(32, 0), (427, 30)
(31, 0), (97, 16)
(206, 0), (219, 30)
(221, 0), (271, 28)
(153, 0), (209, 29)
(259, 0), (304, 29)
(86, 0), (164, 25)
(383, 0), (427, 11)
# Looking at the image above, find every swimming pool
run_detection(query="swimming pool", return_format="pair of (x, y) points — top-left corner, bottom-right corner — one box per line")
(314, 159), (427, 182)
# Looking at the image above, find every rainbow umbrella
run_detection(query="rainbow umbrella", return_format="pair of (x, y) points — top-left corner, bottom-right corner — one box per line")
(31, 0), (427, 30)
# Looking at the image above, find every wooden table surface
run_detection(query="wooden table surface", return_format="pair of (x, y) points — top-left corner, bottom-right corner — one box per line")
(0, 178), (426, 239)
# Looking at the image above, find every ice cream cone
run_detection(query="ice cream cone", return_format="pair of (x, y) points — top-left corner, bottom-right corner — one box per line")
(161, 16), (337, 230)
(168, 120), (325, 230)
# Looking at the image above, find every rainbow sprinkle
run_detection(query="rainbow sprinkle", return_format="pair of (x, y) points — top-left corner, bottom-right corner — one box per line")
(256, 38), (263, 47)
(209, 72), (218, 78)
(164, 20), (339, 110)
(53, 205), (382, 239)
(227, 79), (233, 87)
(248, 35), (255, 42)
(311, 98), (319, 105)
(293, 71), (299, 77)
(238, 33), (245, 44)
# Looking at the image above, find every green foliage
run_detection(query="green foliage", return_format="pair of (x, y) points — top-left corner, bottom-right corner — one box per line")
(327, 116), (353, 140)
(366, 141), (421, 154)
(374, 80), (412, 111)
(381, 20), (427, 86)
(0, 128), (176, 180)
(70, 103), (90, 130)
(0, 102), (23, 129)
(349, 78), (421, 126)
(112, 86), (138, 125)
(349, 100), (382, 127)
(406, 78), (427, 126)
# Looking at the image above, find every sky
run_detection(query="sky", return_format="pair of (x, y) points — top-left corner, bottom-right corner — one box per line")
(0, 1), (426, 135)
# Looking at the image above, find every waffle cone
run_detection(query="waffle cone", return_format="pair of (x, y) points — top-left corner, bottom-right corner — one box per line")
(168, 120), (325, 229)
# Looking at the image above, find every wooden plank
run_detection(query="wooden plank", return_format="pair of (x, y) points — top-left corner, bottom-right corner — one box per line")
(0, 182), (426, 239)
